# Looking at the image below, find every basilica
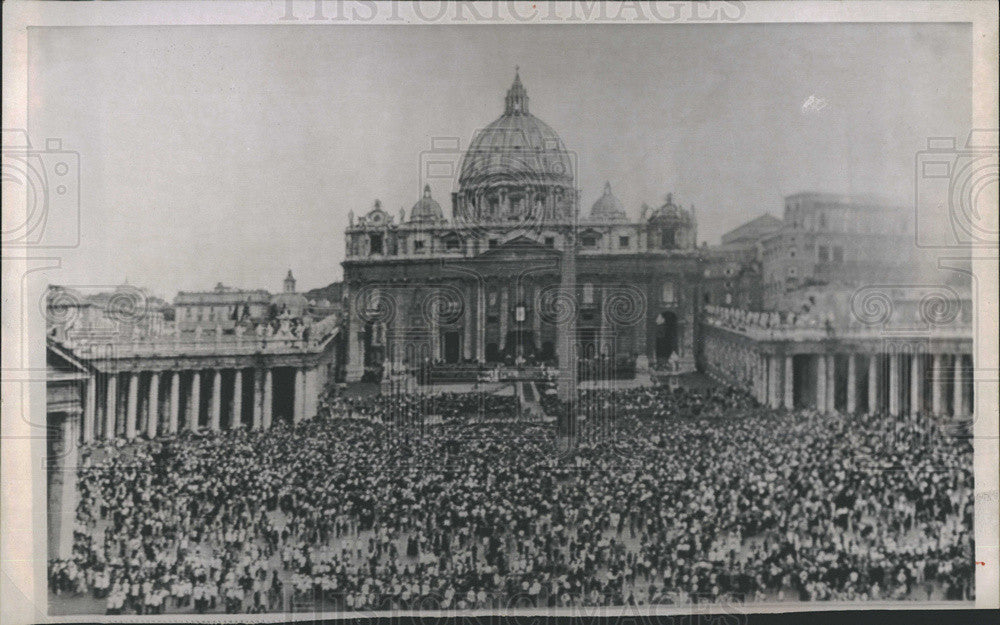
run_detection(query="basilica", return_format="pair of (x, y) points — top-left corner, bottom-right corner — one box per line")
(342, 71), (700, 381)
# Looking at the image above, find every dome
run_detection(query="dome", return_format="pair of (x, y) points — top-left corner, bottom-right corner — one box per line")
(458, 70), (574, 188)
(409, 184), (445, 223)
(589, 182), (627, 221)
(648, 193), (692, 223)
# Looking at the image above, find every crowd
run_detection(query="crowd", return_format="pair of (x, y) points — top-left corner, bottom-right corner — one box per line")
(317, 391), (520, 425)
(49, 384), (974, 614)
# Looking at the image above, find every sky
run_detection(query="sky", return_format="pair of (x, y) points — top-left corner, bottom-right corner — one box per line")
(27, 23), (971, 298)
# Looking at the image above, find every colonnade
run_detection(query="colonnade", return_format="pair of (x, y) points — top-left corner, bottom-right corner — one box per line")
(79, 365), (322, 442)
(754, 351), (973, 416)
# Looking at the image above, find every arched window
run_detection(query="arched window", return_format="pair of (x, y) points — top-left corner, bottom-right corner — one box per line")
(662, 281), (675, 304)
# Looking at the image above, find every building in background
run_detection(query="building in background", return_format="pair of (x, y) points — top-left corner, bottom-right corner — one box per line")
(702, 214), (782, 309)
(342, 72), (701, 381)
(174, 283), (271, 331)
(758, 192), (917, 310)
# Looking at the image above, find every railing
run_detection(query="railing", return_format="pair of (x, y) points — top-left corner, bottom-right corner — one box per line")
(703, 305), (972, 342)
(60, 331), (339, 359)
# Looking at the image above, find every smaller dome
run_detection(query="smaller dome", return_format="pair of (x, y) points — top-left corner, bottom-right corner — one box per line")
(409, 184), (445, 223)
(590, 182), (627, 221)
(648, 192), (692, 222)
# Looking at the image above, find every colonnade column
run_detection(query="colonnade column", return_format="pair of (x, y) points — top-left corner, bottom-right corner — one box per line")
(147, 373), (159, 438)
(189, 371), (201, 431)
(932, 354), (944, 415)
(170, 372), (180, 434)
(888, 354), (900, 417)
(262, 369), (273, 429)
(232, 370), (243, 428)
(816, 354), (827, 414)
(846, 354), (857, 414)
(126, 372), (139, 440)
(867, 355), (878, 415)
(768, 355), (781, 409)
(210, 370), (222, 431)
(253, 369), (263, 429)
(910, 354), (922, 416)
(954, 355), (966, 417)
(83, 375), (96, 443)
(784, 355), (794, 410)
(305, 368), (317, 421)
(294, 368), (305, 424)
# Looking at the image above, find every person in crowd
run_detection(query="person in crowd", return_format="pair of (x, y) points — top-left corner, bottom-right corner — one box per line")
(50, 384), (974, 613)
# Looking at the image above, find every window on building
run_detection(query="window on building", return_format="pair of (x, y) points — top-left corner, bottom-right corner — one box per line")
(818, 246), (829, 262)
(582, 283), (594, 305)
(619, 236), (630, 248)
(369, 233), (384, 255)
(544, 237), (555, 247)
(833, 246), (844, 263)
(661, 228), (677, 249)
(413, 240), (425, 254)
(445, 237), (460, 251)
(581, 234), (598, 247)
(662, 281), (675, 304)
(819, 212), (827, 229)
(703, 293), (711, 304)
(488, 239), (498, 249)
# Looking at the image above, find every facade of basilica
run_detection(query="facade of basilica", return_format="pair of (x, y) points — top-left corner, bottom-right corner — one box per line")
(342, 72), (700, 381)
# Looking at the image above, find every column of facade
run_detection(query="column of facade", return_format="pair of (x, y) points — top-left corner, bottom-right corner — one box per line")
(634, 289), (649, 371)
(346, 285), (365, 381)
(599, 286), (610, 355)
(232, 369), (243, 428)
(889, 354), (900, 416)
(816, 354), (827, 414)
(931, 354), (944, 415)
(825, 355), (836, 413)
(784, 355), (794, 410)
(499, 286), (509, 352)
(463, 282), (474, 361)
(910, 354), (922, 416)
(147, 372), (159, 438)
(476, 281), (486, 363)
(532, 283), (542, 352)
(83, 375), (97, 443)
(190, 370), (201, 431)
(846, 354), (857, 414)
(252, 369), (263, 429)
(169, 372), (180, 433)
(262, 369), (273, 429)
(430, 286), (442, 361)
(305, 368), (318, 421)
(210, 370), (222, 431)
(867, 355), (878, 415)
(126, 372), (139, 439)
(953, 354), (966, 416)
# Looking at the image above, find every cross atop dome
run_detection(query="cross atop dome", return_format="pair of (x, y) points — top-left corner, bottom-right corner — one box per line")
(505, 67), (529, 115)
